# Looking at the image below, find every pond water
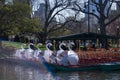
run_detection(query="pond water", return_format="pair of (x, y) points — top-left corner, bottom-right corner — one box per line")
(0, 61), (120, 80)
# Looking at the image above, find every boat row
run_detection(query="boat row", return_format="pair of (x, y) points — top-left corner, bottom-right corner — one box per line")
(12, 42), (120, 72)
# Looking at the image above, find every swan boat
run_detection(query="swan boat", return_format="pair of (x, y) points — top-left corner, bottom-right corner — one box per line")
(41, 60), (120, 72)
(0, 43), (43, 68)
(41, 42), (120, 71)
(47, 32), (120, 72)
(40, 42), (120, 72)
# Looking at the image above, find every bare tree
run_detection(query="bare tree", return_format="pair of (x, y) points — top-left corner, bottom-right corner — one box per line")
(64, 15), (88, 33)
(72, 0), (120, 49)
(34, 0), (73, 42)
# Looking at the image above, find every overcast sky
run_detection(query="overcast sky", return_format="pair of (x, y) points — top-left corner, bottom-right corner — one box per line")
(33, 0), (86, 19)
(32, 0), (117, 21)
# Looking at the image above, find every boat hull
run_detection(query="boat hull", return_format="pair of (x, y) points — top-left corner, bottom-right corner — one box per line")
(99, 63), (120, 71)
(43, 62), (120, 72)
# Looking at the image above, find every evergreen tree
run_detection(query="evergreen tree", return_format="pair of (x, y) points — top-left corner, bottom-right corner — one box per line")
(0, 1), (40, 38)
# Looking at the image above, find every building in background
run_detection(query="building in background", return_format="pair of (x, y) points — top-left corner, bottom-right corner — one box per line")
(5, 0), (30, 5)
(33, 1), (50, 21)
(34, 3), (46, 20)
(116, 0), (120, 13)
(5, 0), (13, 4)
(83, 0), (120, 33)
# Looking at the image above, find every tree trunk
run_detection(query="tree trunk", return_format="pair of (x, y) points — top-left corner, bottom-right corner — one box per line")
(0, 41), (2, 48)
(43, 24), (48, 44)
(37, 32), (47, 44)
(43, 32), (47, 44)
(99, 19), (108, 50)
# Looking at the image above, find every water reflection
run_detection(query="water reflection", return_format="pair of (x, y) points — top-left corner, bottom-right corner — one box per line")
(0, 61), (120, 80)
(54, 71), (120, 80)
(0, 62), (54, 80)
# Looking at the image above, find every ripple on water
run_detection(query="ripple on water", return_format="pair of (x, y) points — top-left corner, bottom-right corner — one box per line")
(0, 62), (120, 80)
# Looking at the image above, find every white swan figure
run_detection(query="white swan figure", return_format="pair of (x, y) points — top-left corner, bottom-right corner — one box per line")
(67, 42), (79, 65)
(43, 43), (53, 62)
(34, 43), (42, 60)
(55, 42), (70, 66)
(56, 42), (66, 62)
(57, 42), (66, 57)
(14, 44), (26, 59)
(24, 43), (34, 60)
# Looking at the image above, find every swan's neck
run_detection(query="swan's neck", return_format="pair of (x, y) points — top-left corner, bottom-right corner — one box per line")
(59, 44), (63, 51)
(68, 45), (72, 51)
(46, 44), (49, 50)
(28, 45), (31, 49)
(21, 46), (24, 49)
(37, 43), (42, 50)
(21, 44), (26, 49)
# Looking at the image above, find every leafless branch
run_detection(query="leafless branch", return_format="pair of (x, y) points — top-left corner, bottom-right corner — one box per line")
(72, 2), (100, 19)
(48, 4), (69, 25)
(106, 0), (114, 17)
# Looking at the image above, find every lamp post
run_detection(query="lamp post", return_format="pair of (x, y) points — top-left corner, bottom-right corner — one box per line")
(88, 0), (90, 33)
(98, 28), (100, 34)
(84, 0), (90, 33)
(97, 27), (100, 47)
(117, 26), (119, 48)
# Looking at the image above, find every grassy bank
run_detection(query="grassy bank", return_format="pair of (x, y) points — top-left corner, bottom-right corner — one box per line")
(2, 41), (23, 49)
(0, 41), (46, 57)
(0, 41), (46, 58)
(1, 41), (46, 50)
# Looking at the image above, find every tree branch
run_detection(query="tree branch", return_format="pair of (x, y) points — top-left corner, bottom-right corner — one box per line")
(91, 0), (99, 5)
(106, 0), (113, 17)
(72, 3), (100, 19)
(48, 5), (69, 25)
(48, 18), (81, 34)
(105, 14), (120, 26)
(45, 0), (49, 21)
(47, 4), (62, 21)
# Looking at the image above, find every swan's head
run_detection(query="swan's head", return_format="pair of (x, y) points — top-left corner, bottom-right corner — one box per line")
(68, 42), (76, 50)
(37, 43), (42, 46)
(59, 42), (68, 50)
(21, 44), (26, 49)
(37, 43), (42, 49)
(28, 43), (34, 49)
(46, 43), (53, 50)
